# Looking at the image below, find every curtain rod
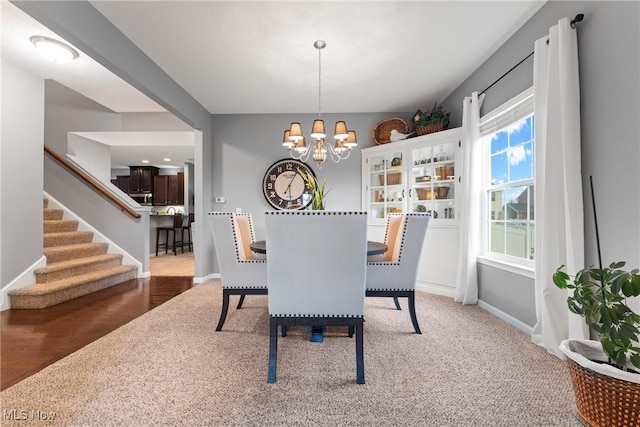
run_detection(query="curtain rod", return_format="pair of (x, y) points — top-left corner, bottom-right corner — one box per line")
(479, 13), (584, 95)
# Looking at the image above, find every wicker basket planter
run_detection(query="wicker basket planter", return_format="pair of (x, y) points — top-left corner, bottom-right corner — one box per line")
(372, 118), (409, 145)
(560, 339), (640, 427)
(415, 120), (445, 136)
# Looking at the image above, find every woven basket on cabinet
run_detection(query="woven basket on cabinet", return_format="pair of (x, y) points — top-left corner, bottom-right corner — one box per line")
(415, 120), (445, 136)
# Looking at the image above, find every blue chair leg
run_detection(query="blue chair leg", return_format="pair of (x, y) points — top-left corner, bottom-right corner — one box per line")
(268, 317), (278, 383)
(215, 290), (230, 331)
(236, 294), (246, 309)
(407, 292), (422, 334)
(355, 319), (365, 384)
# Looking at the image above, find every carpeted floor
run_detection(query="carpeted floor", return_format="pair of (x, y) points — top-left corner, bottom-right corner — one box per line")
(149, 251), (194, 277)
(0, 282), (582, 426)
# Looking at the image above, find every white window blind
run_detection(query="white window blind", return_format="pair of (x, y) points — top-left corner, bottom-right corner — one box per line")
(480, 87), (534, 137)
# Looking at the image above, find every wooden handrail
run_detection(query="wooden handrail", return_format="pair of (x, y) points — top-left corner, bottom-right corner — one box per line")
(44, 145), (141, 219)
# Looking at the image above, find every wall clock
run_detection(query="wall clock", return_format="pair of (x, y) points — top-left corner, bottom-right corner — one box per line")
(262, 159), (315, 210)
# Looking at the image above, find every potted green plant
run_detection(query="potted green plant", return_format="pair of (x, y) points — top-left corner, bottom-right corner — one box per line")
(297, 168), (331, 211)
(412, 102), (450, 136)
(551, 177), (640, 426)
(553, 262), (640, 427)
(553, 262), (640, 371)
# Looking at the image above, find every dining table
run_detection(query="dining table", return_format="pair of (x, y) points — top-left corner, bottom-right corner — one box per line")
(250, 240), (388, 256)
(250, 240), (388, 343)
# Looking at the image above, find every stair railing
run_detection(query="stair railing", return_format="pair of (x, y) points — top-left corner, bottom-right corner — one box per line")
(44, 145), (141, 219)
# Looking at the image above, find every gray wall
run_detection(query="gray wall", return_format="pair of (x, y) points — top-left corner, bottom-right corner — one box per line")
(14, 0), (214, 279)
(441, 1), (640, 326)
(45, 80), (121, 152)
(1, 61), (44, 288)
(210, 112), (412, 243)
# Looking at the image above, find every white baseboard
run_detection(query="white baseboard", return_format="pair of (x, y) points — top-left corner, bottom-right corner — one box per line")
(416, 281), (455, 298)
(477, 300), (533, 335)
(415, 282), (533, 336)
(193, 273), (219, 284)
(1, 255), (47, 311)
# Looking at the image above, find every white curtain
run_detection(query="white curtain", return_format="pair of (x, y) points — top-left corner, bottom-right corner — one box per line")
(531, 17), (588, 358)
(455, 91), (485, 304)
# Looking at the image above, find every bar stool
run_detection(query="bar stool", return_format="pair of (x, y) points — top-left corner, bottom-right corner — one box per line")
(182, 213), (195, 252)
(155, 213), (184, 256)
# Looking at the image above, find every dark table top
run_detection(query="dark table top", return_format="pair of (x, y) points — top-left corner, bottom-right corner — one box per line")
(250, 240), (387, 256)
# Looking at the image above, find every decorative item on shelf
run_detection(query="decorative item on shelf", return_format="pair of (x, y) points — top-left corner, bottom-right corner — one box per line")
(435, 187), (449, 199)
(415, 204), (427, 212)
(416, 188), (436, 200)
(372, 118), (409, 145)
(379, 173), (401, 186)
(412, 102), (450, 136)
(426, 209), (438, 219)
(281, 40), (357, 168)
(297, 168), (332, 210)
(391, 155), (402, 167)
(552, 177), (640, 427)
(389, 129), (415, 142)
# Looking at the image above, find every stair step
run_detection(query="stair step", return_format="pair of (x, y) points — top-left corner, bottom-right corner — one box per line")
(43, 208), (63, 221)
(8, 265), (138, 309)
(44, 219), (78, 233)
(44, 231), (94, 247)
(35, 254), (124, 283)
(44, 242), (109, 264)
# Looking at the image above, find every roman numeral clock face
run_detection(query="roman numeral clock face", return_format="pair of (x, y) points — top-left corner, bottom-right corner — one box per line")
(262, 159), (315, 210)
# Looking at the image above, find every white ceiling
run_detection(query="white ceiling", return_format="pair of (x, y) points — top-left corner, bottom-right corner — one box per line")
(3, 0), (546, 165)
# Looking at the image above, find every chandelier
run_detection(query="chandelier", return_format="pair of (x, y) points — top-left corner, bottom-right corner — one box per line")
(281, 40), (357, 168)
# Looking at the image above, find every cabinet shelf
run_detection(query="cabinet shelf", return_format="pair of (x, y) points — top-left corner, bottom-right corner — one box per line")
(362, 128), (460, 225)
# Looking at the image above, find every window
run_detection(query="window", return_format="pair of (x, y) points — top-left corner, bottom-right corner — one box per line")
(480, 88), (534, 262)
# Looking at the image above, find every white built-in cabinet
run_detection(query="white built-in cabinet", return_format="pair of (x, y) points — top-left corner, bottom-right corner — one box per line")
(361, 127), (461, 295)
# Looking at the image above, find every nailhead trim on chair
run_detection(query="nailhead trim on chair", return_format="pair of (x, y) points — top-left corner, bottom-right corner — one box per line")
(208, 212), (266, 265)
(270, 314), (364, 318)
(367, 213), (431, 266)
(265, 211), (367, 216)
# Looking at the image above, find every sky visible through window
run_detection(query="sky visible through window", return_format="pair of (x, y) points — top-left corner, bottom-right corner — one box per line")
(490, 116), (534, 201)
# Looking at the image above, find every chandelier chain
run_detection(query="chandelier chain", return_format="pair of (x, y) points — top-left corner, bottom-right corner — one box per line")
(317, 45), (322, 119)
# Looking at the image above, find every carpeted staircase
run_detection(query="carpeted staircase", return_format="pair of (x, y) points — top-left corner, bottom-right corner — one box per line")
(8, 200), (138, 309)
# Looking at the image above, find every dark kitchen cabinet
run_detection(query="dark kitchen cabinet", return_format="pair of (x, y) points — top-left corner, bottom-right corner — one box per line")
(129, 166), (158, 194)
(154, 172), (184, 206)
(115, 175), (130, 194)
(168, 172), (184, 205)
(153, 175), (169, 206)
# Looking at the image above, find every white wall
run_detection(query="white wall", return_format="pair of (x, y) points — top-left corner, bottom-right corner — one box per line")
(1, 60), (44, 288)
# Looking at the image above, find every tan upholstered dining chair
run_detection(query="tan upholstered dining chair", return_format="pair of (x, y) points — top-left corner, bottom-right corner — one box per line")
(208, 212), (267, 331)
(366, 213), (431, 334)
(265, 211), (368, 384)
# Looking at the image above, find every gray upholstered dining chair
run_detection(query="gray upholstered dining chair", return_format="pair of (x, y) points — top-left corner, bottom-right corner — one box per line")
(208, 212), (267, 331)
(265, 211), (368, 384)
(366, 213), (431, 334)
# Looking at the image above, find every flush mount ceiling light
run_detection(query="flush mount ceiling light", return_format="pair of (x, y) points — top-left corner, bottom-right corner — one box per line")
(30, 36), (79, 63)
(281, 40), (357, 168)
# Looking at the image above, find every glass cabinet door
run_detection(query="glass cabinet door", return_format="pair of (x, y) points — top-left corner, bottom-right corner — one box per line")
(367, 149), (405, 220)
(410, 141), (456, 221)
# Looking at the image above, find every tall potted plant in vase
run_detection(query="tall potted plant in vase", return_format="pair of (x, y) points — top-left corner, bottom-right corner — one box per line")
(552, 177), (640, 427)
(298, 168), (331, 211)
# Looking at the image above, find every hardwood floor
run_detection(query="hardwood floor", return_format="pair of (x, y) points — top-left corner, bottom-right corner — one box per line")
(1, 276), (193, 391)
